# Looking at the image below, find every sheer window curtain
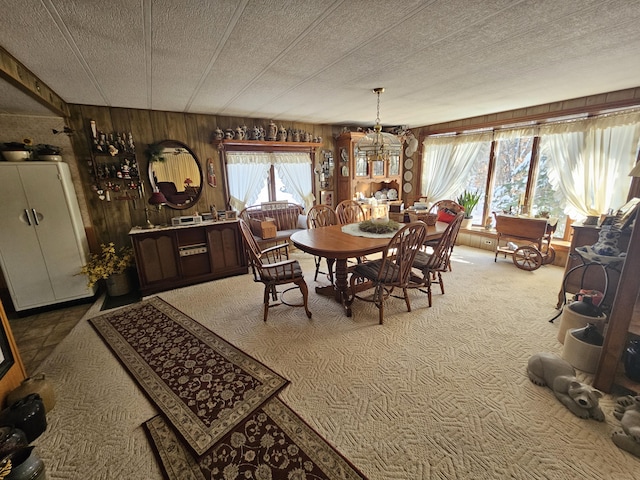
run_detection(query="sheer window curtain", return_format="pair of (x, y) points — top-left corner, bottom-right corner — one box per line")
(420, 132), (492, 203)
(273, 152), (315, 211)
(226, 152), (271, 211)
(540, 111), (640, 218)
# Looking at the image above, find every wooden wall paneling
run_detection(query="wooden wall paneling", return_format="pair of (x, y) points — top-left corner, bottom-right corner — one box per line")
(78, 105), (117, 246)
(67, 105), (99, 250)
(103, 107), (137, 244)
(127, 108), (155, 228)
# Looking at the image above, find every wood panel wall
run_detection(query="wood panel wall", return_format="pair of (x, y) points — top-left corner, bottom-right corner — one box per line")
(66, 105), (336, 250)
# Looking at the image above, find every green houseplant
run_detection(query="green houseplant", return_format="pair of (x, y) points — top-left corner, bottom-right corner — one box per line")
(80, 243), (134, 296)
(144, 142), (166, 163)
(456, 190), (481, 219)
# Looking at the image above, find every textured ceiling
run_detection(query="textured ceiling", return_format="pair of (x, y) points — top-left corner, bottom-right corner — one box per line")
(1, 0), (640, 127)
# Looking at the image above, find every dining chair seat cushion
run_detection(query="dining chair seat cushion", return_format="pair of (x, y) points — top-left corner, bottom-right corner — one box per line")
(353, 259), (400, 282)
(261, 261), (304, 281)
(412, 250), (432, 270)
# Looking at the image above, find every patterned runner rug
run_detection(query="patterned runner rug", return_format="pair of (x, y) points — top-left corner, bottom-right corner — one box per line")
(89, 296), (289, 455)
(145, 396), (368, 480)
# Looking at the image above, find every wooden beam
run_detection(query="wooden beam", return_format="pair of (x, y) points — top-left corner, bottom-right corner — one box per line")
(0, 45), (69, 117)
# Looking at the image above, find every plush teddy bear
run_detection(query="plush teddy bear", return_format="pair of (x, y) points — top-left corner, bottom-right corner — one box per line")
(612, 395), (640, 457)
(527, 352), (605, 421)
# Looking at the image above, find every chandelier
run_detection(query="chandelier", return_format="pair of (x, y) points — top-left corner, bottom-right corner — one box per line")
(355, 87), (402, 164)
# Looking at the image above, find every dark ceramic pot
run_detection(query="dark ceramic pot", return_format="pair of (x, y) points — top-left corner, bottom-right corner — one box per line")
(0, 426), (28, 458)
(0, 394), (47, 443)
(4, 446), (45, 480)
(624, 340), (640, 382)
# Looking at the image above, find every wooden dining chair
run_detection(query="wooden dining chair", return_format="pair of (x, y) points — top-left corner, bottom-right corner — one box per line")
(425, 199), (465, 270)
(238, 219), (312, 321)
(336, 199), (366, 224)
(306, 204), (339, 283)
(348, 222), (427, 324)
(410, 211), (464, 306)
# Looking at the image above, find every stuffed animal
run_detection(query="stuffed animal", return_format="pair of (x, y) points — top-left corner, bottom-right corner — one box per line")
(612, 395), (640, 457)
(527, 352), (604, 421)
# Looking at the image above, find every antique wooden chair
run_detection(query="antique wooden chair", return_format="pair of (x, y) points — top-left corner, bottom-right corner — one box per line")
(306, 204), (339, 283)
(426, 199), (464, 270)
(410, 211), (464, 306)
(238, 219), (311, 321)
(348, 222), (427, 324)
(336, 199), (366, 224)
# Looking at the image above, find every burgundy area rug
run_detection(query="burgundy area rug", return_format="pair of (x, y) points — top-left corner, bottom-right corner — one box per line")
(145, 396), (368, 480)
(89, 296), (289, 455)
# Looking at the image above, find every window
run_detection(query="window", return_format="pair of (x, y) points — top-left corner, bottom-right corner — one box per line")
(225, 150), (315, 211)
(490, 135), (533, 215)
(255, 165), (302, 204)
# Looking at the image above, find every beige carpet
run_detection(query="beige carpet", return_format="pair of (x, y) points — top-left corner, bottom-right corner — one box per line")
(33, 246), (640, 479)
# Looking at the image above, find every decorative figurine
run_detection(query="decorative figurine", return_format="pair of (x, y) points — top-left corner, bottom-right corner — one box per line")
(612, 395), (640, 457)
(267, 121), (278, 141)
(278, 125), (287, 142)
(527, 352), (604, 421)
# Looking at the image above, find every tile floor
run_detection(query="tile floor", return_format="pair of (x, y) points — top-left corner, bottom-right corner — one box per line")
(7, 302), (94, 375)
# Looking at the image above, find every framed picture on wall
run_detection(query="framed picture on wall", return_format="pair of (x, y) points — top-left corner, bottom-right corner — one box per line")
(320, 190), (333, 207)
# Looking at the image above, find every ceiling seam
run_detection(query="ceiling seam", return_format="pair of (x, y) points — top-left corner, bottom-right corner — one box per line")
(217, 0), (347, 116)
(40, 0), (111, 106)
(144, 0), (153, 110)
(183, 0), (251, 113)
(243, 0), (440, 120)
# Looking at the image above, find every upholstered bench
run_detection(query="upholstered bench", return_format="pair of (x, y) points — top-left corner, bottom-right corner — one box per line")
(239, 201), (306, 247)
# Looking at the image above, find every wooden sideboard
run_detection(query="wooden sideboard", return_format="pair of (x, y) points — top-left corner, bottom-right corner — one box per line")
(129, 220), (247, 296)
(557, 224), (630, 309)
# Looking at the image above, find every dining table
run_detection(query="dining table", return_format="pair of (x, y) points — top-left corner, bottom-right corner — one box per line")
(290, 221), (448, 316)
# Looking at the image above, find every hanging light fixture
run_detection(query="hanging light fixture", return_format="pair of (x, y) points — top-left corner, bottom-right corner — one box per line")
(355, 87), (402, 166)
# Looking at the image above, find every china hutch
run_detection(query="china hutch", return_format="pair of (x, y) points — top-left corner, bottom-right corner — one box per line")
(334, 132), (402, 205)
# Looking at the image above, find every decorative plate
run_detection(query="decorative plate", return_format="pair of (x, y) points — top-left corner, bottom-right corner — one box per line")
(387, 188), (398, 200)
(404, 158), (413, 169)
(404, 171), (413, 181)
(403, 182), (412, 193)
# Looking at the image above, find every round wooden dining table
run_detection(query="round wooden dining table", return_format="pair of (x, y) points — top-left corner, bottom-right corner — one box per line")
(290, 222), (447, 316)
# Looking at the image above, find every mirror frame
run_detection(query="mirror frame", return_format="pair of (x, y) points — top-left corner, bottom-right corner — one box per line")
(148, 140), (204, 210)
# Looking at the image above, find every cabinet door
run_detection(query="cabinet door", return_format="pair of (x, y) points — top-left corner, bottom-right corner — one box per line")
(0, 165), (55, 309)
(388, 153), (400, 176)
(207, 223), (245, 275)
(19, 164), (91, 303)
(134, 233), (179, 287)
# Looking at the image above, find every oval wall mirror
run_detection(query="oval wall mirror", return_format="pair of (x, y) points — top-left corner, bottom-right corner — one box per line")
(148, 140), (203, 210)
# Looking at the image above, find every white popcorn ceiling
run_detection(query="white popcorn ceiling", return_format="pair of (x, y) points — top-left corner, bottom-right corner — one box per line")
(1, 0), (639, 126)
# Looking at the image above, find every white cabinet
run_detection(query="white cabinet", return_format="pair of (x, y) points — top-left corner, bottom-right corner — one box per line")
(0, 162), (94, 311)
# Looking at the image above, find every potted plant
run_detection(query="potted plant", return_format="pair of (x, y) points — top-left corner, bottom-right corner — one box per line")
(1, 140), (32, 161)
(144, 143), (166, 163)
(456, 189), (481, 228)
(80, 243), (135, 296)
(34, 144), (62, 161)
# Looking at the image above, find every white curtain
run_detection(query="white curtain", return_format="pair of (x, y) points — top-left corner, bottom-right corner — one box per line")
(226, 152), (271, 211)
(421, 132), (492, 203)
(539, 111), (640, 218)
(273, 152), (315, 211)
(225, 151), (315, 212)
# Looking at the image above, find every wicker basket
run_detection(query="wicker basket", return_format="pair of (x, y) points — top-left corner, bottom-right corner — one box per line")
(408, 211), (437, 225)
